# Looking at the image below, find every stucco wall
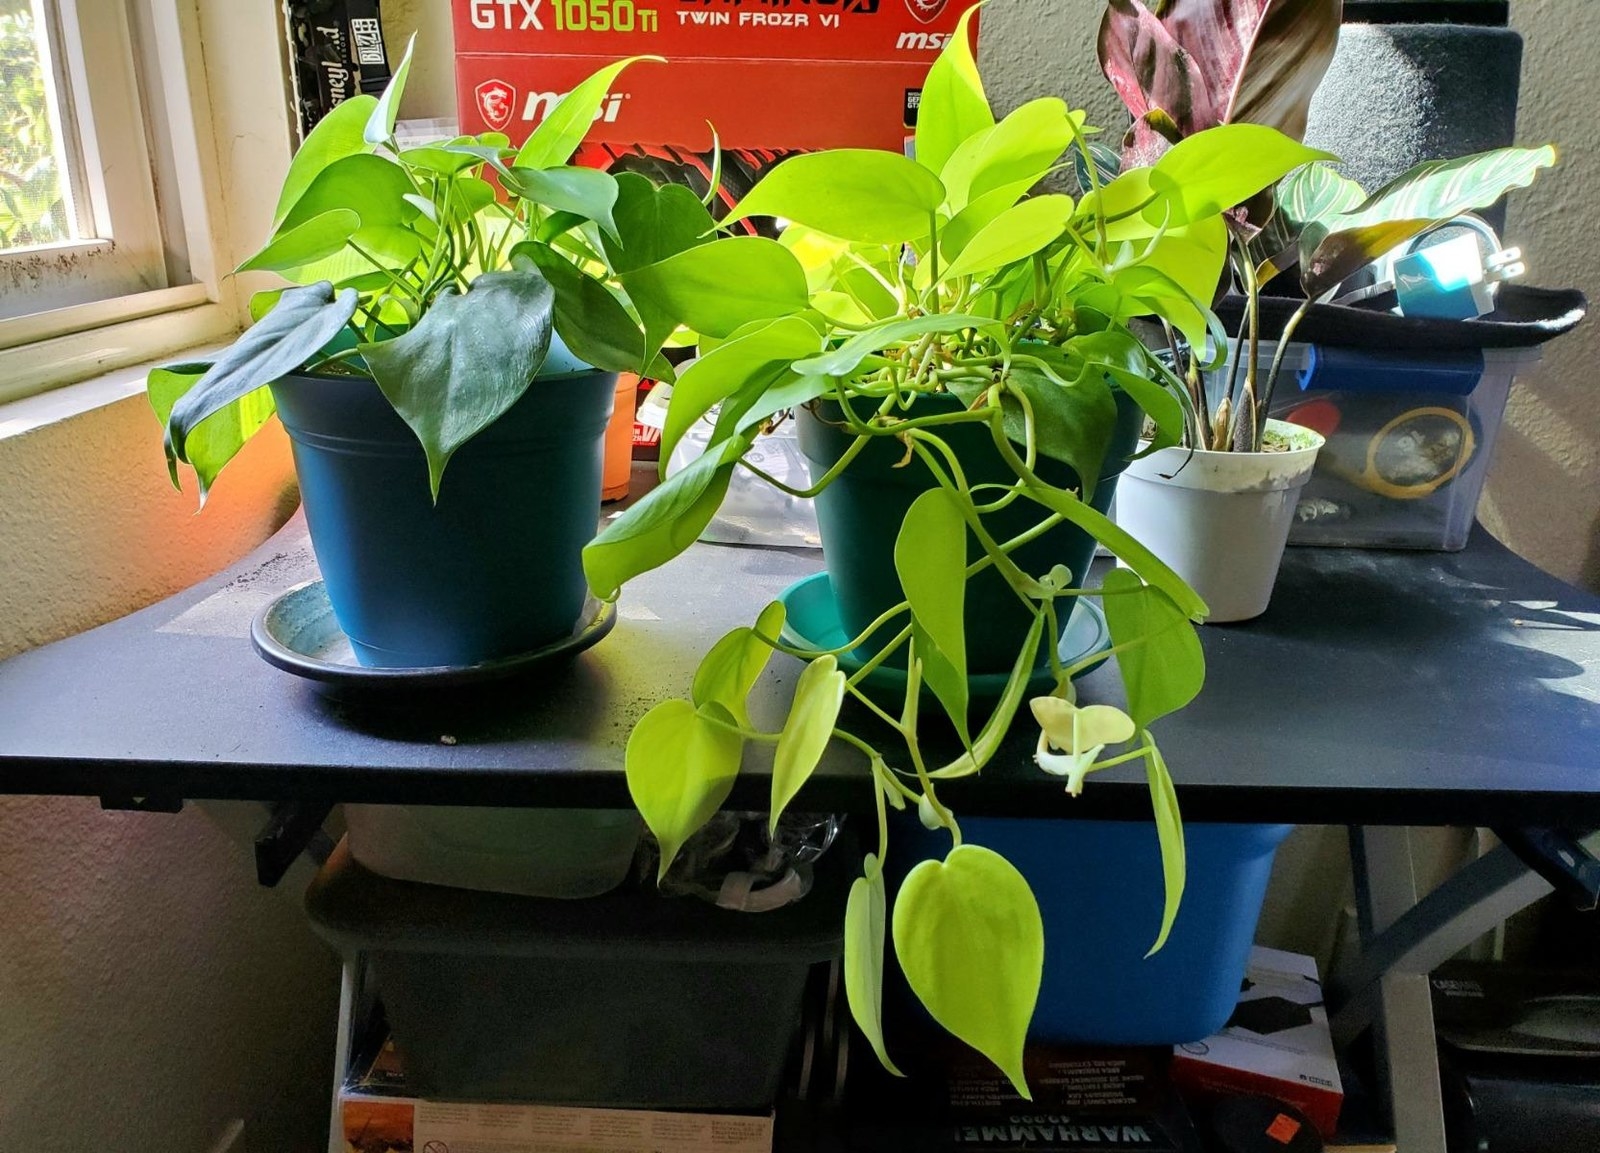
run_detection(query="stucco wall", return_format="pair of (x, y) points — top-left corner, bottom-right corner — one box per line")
(0, 3), (337, 1150)
(1482, 3), (1600, 590)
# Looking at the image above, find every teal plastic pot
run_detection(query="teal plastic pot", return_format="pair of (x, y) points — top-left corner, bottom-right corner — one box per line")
(270, 367), (616, 668)
(796, 390), (1144, 674)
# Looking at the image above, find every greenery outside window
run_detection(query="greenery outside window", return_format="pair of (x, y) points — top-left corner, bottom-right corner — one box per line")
(0, 0), (246, 404)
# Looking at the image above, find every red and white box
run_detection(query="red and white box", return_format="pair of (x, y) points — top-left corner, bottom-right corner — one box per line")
(452, 0), (976, 154)
(1171, 946), (1345, 1140)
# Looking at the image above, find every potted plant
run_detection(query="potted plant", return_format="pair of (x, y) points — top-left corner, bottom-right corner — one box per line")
(149, 43), (699, 669)
(147, 44), (713, 899)
(1097, 0), (1556, 619)
(585, 16), (1330, 1091)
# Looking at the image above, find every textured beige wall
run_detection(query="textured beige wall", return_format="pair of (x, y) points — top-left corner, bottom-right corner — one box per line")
(0, 3), (336, 1150)
(1482, 3), (1600, 590)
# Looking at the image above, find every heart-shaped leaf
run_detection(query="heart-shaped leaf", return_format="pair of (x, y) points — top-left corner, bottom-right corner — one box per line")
(1150, 125), (1333, 225)
(516, 56), (661, 169)
(237, 209), (359, 274)
(893, 844), (1044, 1096)
(914, 4), (994, 179)
(364, 33), (414, 145)
(504, 165), (621, 241)
(360, 269), (555, 499)
(148, 365), (276, 505)
(941, 195), (1073, 281)
(844, 854), (903, 1076)
(275, 94), (378, 224)
(1098, 567), (1205, 728)
(626, 698), (745, 881)
(621, 237), (810, 340)
(693, 601), (786, 727)
(940, 97), (1076, 213)
(770, 655), (845, 833)
(163, 282), (358, 480)
(512, 242), (645, 376)
(584, 433), (749, 600)
(895, 489), (970, 744)
(658, 316), (821, 465)
(731, 150), (946, 245)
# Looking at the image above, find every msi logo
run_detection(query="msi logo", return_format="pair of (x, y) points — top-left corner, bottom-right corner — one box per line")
(905, 0), (950, 24)
(476, 79), (516, 131)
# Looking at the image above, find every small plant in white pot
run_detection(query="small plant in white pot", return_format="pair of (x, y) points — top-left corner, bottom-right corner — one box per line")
(1096, 0), (1556, 621)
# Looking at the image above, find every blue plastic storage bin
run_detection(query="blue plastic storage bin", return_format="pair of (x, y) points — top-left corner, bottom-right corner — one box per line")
(890, 818), (1291, 1045)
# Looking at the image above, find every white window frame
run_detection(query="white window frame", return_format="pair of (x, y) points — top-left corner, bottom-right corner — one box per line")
(0, 0), (286, 404)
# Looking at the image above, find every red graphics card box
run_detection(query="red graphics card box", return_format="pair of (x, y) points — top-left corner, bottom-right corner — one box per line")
(452, 0), (976, 166)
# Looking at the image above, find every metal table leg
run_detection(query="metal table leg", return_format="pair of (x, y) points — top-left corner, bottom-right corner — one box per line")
(1348, 826), (1451, 1153)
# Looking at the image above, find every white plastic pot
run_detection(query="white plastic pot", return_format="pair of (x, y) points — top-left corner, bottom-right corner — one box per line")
(1114, 420), (1326, 623)
(344, 804), (642, 898)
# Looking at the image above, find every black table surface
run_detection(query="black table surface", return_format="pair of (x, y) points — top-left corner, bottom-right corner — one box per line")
(1, 508), (1596, 826)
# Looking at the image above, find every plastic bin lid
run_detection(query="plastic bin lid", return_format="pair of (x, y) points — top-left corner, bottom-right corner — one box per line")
(304, 837), (850, 962)
(1217, 285), (1585, 352)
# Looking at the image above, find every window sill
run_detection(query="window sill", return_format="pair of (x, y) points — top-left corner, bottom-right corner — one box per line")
(0, 332), (231, 443)
(0, 298), (238, 407)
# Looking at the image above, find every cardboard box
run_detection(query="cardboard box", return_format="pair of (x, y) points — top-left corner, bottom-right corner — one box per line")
(339, 1035), (774, 1153)
(843, 1042), (1204, 1152)
(1171, 946), (1344, 1139)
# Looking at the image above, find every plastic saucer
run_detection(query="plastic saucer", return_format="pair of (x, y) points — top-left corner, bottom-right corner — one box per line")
(251, 580), (615, 689)
(776, 571), (1111, 699)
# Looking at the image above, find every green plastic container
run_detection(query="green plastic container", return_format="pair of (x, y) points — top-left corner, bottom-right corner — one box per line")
(796, 391), (1144, 673)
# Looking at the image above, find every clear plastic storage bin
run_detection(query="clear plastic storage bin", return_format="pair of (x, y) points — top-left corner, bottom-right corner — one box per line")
(1270, 343), (1540, 550)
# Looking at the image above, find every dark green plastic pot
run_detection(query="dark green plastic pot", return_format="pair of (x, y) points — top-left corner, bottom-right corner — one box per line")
(796, 389), (1144, 674)
(270, 366), (616, 668)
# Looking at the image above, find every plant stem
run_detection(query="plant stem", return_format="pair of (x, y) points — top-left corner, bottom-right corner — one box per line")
(1254, 298), (1313, 440)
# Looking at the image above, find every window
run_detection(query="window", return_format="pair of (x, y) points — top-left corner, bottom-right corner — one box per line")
(0, 0), (257, 403)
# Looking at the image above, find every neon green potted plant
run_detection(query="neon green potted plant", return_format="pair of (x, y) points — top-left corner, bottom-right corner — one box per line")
(587, 16), (1330, 1090)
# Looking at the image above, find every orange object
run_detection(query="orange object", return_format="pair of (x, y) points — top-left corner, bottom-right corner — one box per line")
(603, 373), (639, 502)
(1266, 1114), (1303, 1145)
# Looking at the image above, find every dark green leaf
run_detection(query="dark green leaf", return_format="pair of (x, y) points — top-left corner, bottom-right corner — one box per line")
(513, 241), (645, 376)
(950, 362), (1116, 502)
(360, 269), (555, 498)
(603, 172), (716, 273)
(164, 282), (358, 479)
(147, 365), (275, 505)
(505, 165), (621, 241)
